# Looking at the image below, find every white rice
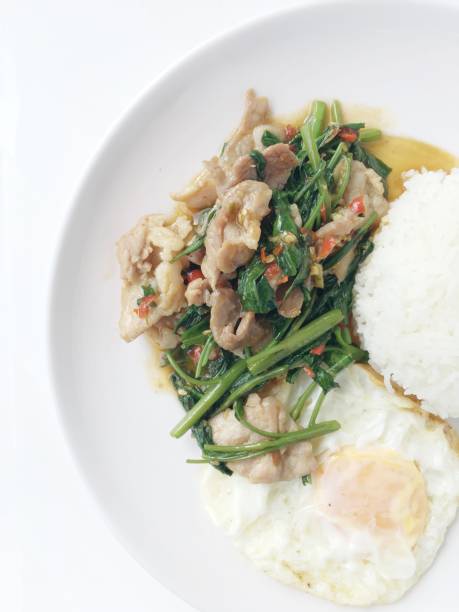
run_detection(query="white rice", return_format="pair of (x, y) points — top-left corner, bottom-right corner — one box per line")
(353, 168), (459, 418)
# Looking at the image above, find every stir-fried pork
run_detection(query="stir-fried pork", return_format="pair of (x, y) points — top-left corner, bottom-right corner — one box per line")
(229, 143), (298, 190)
(220, 89), (270, 170)
(119, 261), (185, 341)
(171, 167), (218, 212)
(263, 143), (299, 189)
(227, 155), (257, 187)
(344, 160), (388, 216)
(147, 315), (181, 350)
(276, 286), (304, 318)
(209, 288), (267, 353)
(210, 393), (317, 483)
(185, 277), (212, 307)
(117, 214), (191, 341)
(201, 180), (272, 288)
(173, 90), (270, 208)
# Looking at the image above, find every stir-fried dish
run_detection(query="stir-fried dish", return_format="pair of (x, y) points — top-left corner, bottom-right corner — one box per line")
(116, 90), (392, 484)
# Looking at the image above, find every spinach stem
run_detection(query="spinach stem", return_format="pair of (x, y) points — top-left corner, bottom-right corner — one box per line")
(170, 359), (247, 438)
(308, 390), (325, 426)
(293, 165), (324, 203)
(219, 364), (290, 411)
(304, 192), (324, 230)
(170, 310), (343, 437)
(201, 420), (340, 462)
(309, 100), (327, 138)
(290, 381), (318, 421)
(170, 236), (204, 263)
(331, 153), (352, 206)
(165, 351), (217, 388)
(195, 335), (215, 378)
(331, 99), (343, 124)
(359, 128), (382, 143)
(246, 309), (343, 375)
(301, 104), (331, 220)
(290, 292), (316, 333)
(327, 142), (347, 174)
(234, 398), (285, 439)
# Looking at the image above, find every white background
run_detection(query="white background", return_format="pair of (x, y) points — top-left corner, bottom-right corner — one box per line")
(4, 1), (307, 611)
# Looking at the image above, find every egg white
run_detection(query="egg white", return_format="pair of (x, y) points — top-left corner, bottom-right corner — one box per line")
(201, 365), (459, 606)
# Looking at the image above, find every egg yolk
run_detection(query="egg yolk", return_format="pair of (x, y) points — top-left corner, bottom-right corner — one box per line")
(314, 447), (429, 547)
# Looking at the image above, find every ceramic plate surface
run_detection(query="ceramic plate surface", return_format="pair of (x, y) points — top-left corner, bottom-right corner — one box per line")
(50, 2), (459, 610)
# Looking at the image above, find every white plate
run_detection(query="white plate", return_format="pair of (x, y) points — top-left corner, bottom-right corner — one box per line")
(49, 2), (459, 610)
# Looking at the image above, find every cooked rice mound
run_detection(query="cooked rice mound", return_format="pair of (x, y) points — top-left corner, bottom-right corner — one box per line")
(353, 169), (459, 418)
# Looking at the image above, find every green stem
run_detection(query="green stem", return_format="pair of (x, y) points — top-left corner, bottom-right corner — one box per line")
(359, 128), (382, 143)
(331, 153), (352, 206)
(195, 336), (215, 378)
(289, 292), (316, 333)
(201, 420), (341, 462)
(170, 359), (247, 438)
(293, 165), (324, 203)
(165, 351), (216, 388)
(234, 399), (285, 439)
(331, 100), (343, 124)
(180, 318), (210, 347)
(301, 119), (332, 222)
(309, 100), (327, 139)
(170, 236), (204, 263)
(327, 142), (347, 174)
(219, 364), (289, 411)
(327, 353), (354, 377)
(333, 330), (367, 362)
(246, 309), (343, 376)
(304, 192), (324, 230)
(290, 381), (318, 421)
(308, 390), (325, 426)
(264, 317), (293, 349)
(301, 120), (321, 169)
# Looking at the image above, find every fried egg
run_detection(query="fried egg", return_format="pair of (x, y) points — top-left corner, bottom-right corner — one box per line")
(201, 365), (459, 606)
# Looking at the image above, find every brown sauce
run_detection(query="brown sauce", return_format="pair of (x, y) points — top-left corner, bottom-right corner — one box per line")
(144, 332), (174, 392)
(366, 136), (458, 200)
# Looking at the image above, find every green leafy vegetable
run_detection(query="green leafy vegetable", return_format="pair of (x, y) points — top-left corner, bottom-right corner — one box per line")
(175, 305), (209, 332)
(206, 349), (236, 379)
(141, 284), (155, 297)
(261, 130), (281, 147)
(237, 256), (276, 314)
(170, 207), (216, 262)
(165, 97), (391, 472)
(171, 373), (231, 475)
(249, 150), (266, 180)
(189, 420), (341, 464)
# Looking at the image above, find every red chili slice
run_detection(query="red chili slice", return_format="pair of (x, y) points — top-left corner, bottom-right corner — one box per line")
(134, 294), (157, 318)
(186, 269), (204, 283)
(284, 124), (298, 141)
(339, 127), (358, 143)
(317, 236), (337, 261)
(349, 196), (365, 215)
(265, 262), (282, 280)
(310, 344), (326, 356)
